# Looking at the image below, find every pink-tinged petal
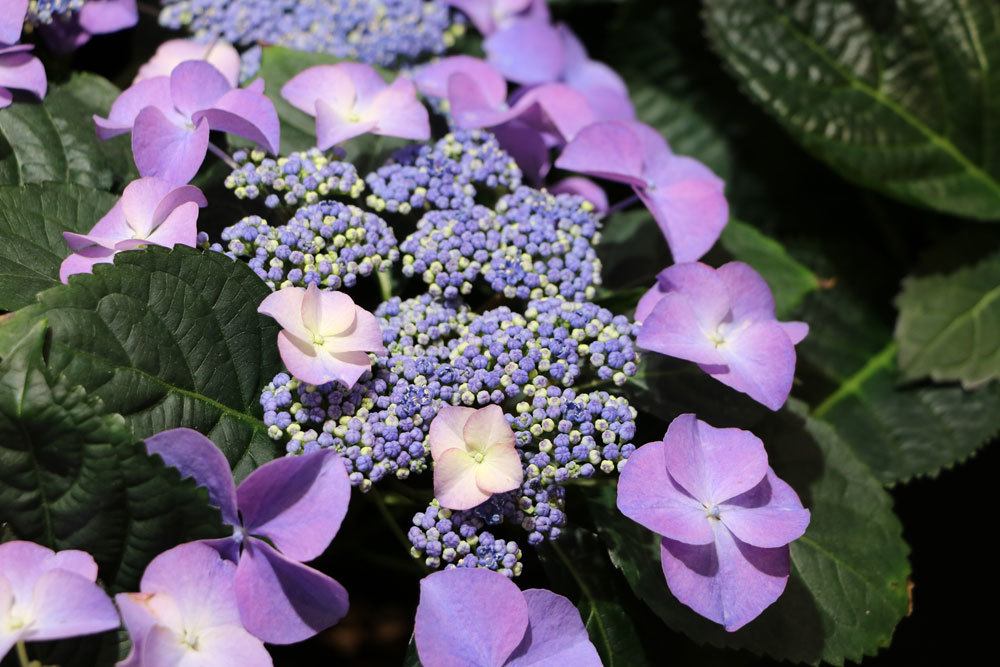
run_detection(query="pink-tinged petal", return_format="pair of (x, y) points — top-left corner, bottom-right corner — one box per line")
(0, 0), (27, 45)
(555, 121), (647, 186)
(131, 107), (209, 184)
(636, 292), (727, 366)
(48, 550), (99, 581)
(434, 448), (488, 510)
(94, 77), (174, 139)
(463, 404), (514, 451)
(506, 589), (601, 666)
(429, 405), (476, 458)
(782, 321), (809, 345)
(150, 184), (206, 228)
(640, 155), (728, 262)
(633, 281), (666, 325)
(367, 78), (429, 140)
(511, 83), (595, 143)
(492, 121), (550, 184)
(194, 86), (281, 154)
(716, 261), (776, 321)
(0, 541), (55, 599)
(135, 39), (241, 87)
(258, 286), (311, 341)
(119, 177), (173, 234)
(448, 72), (513, 129)
(281, 65), (361, 117)
(721, 472), (810, 548)
(58, 245), (118, 283)
(550, 177), (607, 212)
(144, 428), (239, 525)
(315, 98), (377, 150)
(78, 0), (138, 36)
(580, 84), (635, 122)
(140, 542), (242, 627)
(476, 445), (523, 494)
(653, 261), (732, 329)
(444, 0), (515, 35)
(415, 568), (528, 667)
(302, 283), (353, 337)
(275, 331), (326, 385)
(27, 569), (119, 642)
(237, 448), (351, 562)
(0, 87), (13, 109)
(235, 540), (349, 645)
(169, 59), (231, 118)
(115, 592), (165, 667)
(617, 439), (714, 544)
(706, 320), (797, 411)
(413, 56), (506, 102)
(141, 624), (272, 667)
(660, 525), (790, 632)
(0, 50), (47, 101)
(485, 18), (565, 85)
(339, 63), (389, 106)
(321, 350), (373, 389)
(324, 307), (386, 354)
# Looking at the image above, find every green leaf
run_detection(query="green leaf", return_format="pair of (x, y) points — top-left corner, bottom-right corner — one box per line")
(597, 209), (671, 292)
(0, 73), (136, 190)
(589, 402), (910, 665)
(0, 321), (225, 592)
(703, 0), (1000, 220)
(895, 252), (1000, 388)
(0, 183), (119, 311)
(0, 245), (282, 478)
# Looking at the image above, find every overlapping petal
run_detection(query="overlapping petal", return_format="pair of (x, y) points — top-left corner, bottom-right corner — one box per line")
(0, 45), (46, 108)
(0, 0), (28, 45)
(506, 589), (602, 666)
(135, 39), (241, 86)
(144, 428), (239, 525)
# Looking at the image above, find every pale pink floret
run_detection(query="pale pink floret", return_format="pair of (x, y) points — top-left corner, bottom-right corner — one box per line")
(258, 283), (387, 388)
(134, 39), (241, 87)
(429, 405), (524, 510)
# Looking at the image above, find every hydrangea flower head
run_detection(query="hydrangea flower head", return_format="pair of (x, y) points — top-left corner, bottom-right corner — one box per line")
(134, 38), (241, 86)
(116, 542), (271, 667)
(144, 428), (352, 644)
(60, 177), (206, 282)
(1, 0), (28, 45)
(281, 63), (430, 150)
(258, 283), (386, 388)
(95, 60), (279, 184)
(0, 44), (46, 109)
(617, 414), (810, 631)
(430, 405), (523, 510)
(0, 541), (119, 658)
(414, 568), (601, 666)
(556, 119), (728, 262)
(635, 262), (809, 410)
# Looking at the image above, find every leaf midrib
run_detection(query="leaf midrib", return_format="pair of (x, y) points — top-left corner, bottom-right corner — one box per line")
(904, 281), (1000, 372)
(812, 342), (897, 418)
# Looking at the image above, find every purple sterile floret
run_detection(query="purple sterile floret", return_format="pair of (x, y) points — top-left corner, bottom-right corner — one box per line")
(617, 413), (810, 631)
(36, 0), (138, 53)
(0, 44), (47, 109)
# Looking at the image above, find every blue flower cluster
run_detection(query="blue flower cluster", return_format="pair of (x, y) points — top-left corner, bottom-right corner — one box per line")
(365, 130), (522, 214)
(158, 0), (457, 68)
(401, 186), (603, 300)
(25, 0), (83, 24)
(225, 148), (365, 209)
(218, 200), (398, 290)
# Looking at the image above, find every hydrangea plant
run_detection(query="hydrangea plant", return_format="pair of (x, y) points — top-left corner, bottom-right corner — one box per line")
(1, 0), (997, 665)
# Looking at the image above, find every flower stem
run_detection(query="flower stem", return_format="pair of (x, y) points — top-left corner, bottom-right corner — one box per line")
(369, 490), (424, 573)
(600, 194), (640, 220)
(377, 270), (393, 302)
(15, 641), (30, 667)
(207, 142), (240, 170)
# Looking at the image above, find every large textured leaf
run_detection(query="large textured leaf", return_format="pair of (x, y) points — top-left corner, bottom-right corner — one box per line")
(895, 252), (1000, 388)
(0, 73), (136, 190)
(0, 321), (225, 592)
(0, 245), (282, 478)
(590, 403), (910, 665)
(704, 0), (1000, 220)
(0, 183), (118, 311)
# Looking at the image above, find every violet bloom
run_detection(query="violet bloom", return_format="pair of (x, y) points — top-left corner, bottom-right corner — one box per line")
(134, 39), (241, 87)
(555, 24), (634, 121)
(556, 120), (729, 262)
(60, 177), (206, 282)
(429, 405), (523, 510)
(484, 15), (564, 85)
(116, 542), (271, 667)
(0, 541), (119, 658)
(42, 0), (138, 53)
(635, 262), (809, 411)
(258, 283), (386, 389)
(0, 44), (46, 109)
(0, 0), (27, 46)
(617, 414), (810, 631)
(95, 60), (280, 184)
(144, 428), (351, 644)
(281, 63), (430, 150)
(444, 0), (547, 36)
(414, 568), (601, 666)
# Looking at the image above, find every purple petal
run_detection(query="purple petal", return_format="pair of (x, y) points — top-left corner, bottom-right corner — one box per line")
(368, 77), (430, 141)
(716, 261), (776, 321)
(781, 321), (809, 345)
(94, 77), (175, 139)
(703, 320), (797, 411)
(413, 56), (505, 102)
(0, 542), (98, 599)
(444, 0), (535, 35)
(660, 525), (790, 632)
(550, 177), (608, 212)
(0, 87), (13, 109)
(235, 539), (349, 645)
(506, 589), (601, 666)
(144, 428), (239, 525)
(634, 281), (666, 325)
(135, 39), (241, 86)
(636, 293), (728, 367)
(115, 592), (159, 667)
(141, 624), (271, 667)
(194, 86), (280, 154)
(721, 471), (810, 548)
(492, 121), (551, 184)
(131, 106), (209, 184)
(315, 98), (377, 150)
(485, 18), (565, 85)
(616, 440), (714, 544)
(281, 65), (348, 116)
(0, 49), (47, 101)
(139, 542), (242, 627)
(150, 183), (207, 227)
(237, 448), (351, 562)
(78, 0), (138, 36)
(510, 83), (595, 143)
(448, 72), (514, 129)
(1, 0), (27, 45)
(21, 569), (119, 642)
(555, 121), (647, 186)
(169, 59), (231, 118)
(58, 245), (118, 282)
(428, 405), (476, 458)
(415, 568), (528, 667)
(144, 202), (200, 248)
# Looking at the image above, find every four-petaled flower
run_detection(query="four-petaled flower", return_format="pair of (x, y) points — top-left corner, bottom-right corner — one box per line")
(134, 38), (241, 87)
(617, 413), (810, 631)
(635, 261), (809, 410)
(144, 428), (352, 644)
(95, 60), (279, 184)
(429, 405), (524, 510)
(281, 63), (430, 150)
(0, 541), (119, 659)
(414, 567), (601, 666)
(116, 542), (271, 667)
(60, 177), (206, 283)
(556, 119), (729, 262)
